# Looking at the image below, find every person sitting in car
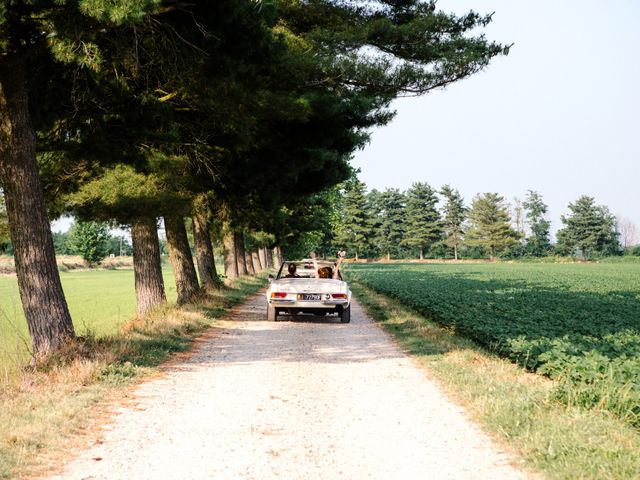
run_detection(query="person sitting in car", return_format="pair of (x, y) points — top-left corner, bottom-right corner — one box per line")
(284, 263), (300, 278)
(310, 251), (345, 279)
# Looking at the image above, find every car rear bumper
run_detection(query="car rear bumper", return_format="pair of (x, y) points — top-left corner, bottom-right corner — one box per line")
(269, 299), (350, 308)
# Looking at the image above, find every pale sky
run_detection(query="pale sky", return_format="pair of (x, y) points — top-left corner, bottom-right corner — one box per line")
(352, 0), (640, 237)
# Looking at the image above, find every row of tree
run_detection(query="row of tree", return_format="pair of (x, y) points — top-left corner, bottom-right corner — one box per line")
(51, 223), (133, 262)
(0, 1), (506, 358)
(327, 177), (627, 260)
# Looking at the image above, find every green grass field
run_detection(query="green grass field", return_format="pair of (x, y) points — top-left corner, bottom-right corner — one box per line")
(0, 268), (177, 371)
(348, 262), (640, 428)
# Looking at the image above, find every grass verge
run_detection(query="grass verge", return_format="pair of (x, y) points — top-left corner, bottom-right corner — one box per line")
(0, 275), (267, 480)
(350, 281), (640, 480)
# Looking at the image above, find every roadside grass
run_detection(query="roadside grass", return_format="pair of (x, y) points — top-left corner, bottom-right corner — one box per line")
(0, 274), (267, 480)
(350, 281), (640, 480)
(0, 268), (178, 377)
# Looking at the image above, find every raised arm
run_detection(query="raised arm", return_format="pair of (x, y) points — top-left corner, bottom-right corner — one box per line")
(333, 250), (346, 279)
(309, 251), (320, 278)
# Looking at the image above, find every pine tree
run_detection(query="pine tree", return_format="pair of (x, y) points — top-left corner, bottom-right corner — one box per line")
(556, 196), (620, 259)
(0, 0), (158, 357)
(440, 185), (466, 260)
(466, 193), (520, 258)
(365, 189), (384, 258)
(374, 189), (407, 260)
(522, 190), (551, 256)
(334, 178), (370, 260)
(403, 182), (440, 260)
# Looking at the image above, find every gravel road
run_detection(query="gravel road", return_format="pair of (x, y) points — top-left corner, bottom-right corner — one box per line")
(50, 293), (528, 480)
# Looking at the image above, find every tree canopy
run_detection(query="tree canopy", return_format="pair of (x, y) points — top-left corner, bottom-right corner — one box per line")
(556, 196), (620, 259)
(464, 193), (520, 258)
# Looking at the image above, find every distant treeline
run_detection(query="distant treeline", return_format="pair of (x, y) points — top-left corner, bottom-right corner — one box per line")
(0, 219), (133, 263)
(306, 176), (639, 261)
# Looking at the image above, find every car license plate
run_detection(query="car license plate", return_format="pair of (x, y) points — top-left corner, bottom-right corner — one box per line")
(299, 293), (321, 301)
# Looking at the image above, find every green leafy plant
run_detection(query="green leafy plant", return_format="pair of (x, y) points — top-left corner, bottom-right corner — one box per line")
(349, 262), (640, 428)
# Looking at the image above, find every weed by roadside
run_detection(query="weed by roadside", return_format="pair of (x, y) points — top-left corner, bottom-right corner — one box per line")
(0, 275), (267, 480)
(351, 281), (640, 480)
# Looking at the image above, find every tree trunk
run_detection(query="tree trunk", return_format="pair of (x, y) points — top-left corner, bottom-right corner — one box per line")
(386, 251), (390, 261)
(273, 246), (284, 267)
(245, 250), (255, 274)
(454, 244), (458, 261)
(419, 248), (424, 261)
(192, 207), (221, 290)
(252, 250), (263, 271)
(355, 251), (359, 261)
(164, 213), (199, 305)
(264, 247), (273, 268)
(258, 248), (267, 270)
(131, 217), (166, 316)
(223, 229), (239, 280)
(0, 56), (75, 358)
(235, 231), (247, 275)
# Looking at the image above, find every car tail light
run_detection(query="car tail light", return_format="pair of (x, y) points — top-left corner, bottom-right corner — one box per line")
(271, 292), (288, 299)
(331, 293), (347, 299)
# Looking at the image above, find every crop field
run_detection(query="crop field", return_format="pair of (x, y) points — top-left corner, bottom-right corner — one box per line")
(348, 262), (640, 427)
(0, 269), (177, 372)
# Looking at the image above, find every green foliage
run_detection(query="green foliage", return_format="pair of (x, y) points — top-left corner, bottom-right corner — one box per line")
(465, 193), (520, 258)
(52, 231), (74, 255)
(352, 280), (640, 480)
(556, 196), (621, 259)
(439, 185), (466, 259)
(68, 221), (110, 265)
(281, 230), (324, 261)
(333, 177), (370, 259)
(522, 190), (551, 256)
(369, 188), (406, 259)
(349, 262), (640, 428)
(66, 165), (186, 222)
(402, 182), (440, 259)
(106, 235), (133, 256)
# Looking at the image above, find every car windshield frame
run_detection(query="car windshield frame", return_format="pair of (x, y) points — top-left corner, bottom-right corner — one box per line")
(276, 260), (343, 280)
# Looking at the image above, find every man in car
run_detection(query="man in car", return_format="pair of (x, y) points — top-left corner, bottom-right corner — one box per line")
(284, 263), (300, 278)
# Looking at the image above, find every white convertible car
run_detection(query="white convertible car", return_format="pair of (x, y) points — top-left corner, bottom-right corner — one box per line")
(266, 259), (352, 323)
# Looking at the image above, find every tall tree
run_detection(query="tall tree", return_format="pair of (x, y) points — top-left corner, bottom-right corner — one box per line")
(402, 182), (440, 260)
(368, 189), (406, 260)
(68, 221), (110, 266)
(440, 185), (466, 260)
(191, 195), (222, 290)
(556, 196), (620, 259)
(466, 193), (520, 258)
(66, 165), (177, 316)
(0, 1), (161, 356)
(512, 197), (525, 238)
(164, 213), (200, 305)
(334, 178), (370, 260)
(522, 190), (551, 256)
(365, 189), (384, 258)
(616, 216), (639, 251)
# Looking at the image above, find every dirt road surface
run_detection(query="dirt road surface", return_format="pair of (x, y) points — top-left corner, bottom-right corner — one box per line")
(50, 294), (528, 480)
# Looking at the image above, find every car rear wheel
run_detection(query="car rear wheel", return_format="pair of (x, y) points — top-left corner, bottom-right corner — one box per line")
(267, 304), (277, 321)
(340, 305), (351, 323)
